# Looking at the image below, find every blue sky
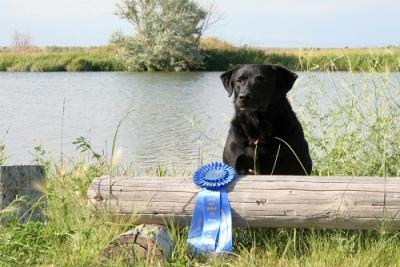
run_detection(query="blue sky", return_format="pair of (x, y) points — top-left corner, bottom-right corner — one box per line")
(0, 0), (399, 47)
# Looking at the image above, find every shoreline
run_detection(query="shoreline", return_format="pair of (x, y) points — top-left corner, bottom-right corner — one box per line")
(1, 45), (400, 72)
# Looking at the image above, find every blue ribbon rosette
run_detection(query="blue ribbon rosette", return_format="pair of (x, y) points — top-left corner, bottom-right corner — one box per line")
(187, 162), (237, 255)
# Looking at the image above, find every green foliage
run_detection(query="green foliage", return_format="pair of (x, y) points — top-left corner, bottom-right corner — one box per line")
(73, 136), (102, 161)
(32, 145), (52, 173)
(297, 70), (400, 177)
(0, 221), (56, 265)
(113, 0), (208, 71)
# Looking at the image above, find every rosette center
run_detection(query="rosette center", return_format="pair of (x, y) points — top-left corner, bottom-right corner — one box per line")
(204, 169), (226, 181)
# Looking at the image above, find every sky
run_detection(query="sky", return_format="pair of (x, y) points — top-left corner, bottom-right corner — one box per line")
(0, 0), (399, 48)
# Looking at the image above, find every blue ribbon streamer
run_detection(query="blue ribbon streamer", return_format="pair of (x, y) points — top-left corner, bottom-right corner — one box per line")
(187, 162), (236, 255)
(216, 189), (232, 253)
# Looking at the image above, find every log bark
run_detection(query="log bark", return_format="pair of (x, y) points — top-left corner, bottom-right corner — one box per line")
(88, 175), (400, 230)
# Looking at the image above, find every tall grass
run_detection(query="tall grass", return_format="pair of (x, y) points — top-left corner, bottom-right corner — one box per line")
(297, 69), (400, 177)
(0, 131), (7, 165)
(0, 144), (6, 165)
(0, 68), (400, 266)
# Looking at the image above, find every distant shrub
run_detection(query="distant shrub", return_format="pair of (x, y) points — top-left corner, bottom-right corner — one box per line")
(113, 0), (211, 71)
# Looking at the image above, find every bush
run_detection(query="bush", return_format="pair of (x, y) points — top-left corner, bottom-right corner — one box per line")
(113, 0), (209, 71)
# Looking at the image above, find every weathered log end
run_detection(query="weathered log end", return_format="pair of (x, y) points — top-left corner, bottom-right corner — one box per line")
(0, 165), (45, 222)
(101, 224), (173, 264)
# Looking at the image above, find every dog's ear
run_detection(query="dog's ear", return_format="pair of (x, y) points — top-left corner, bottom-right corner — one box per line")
(273, 65), (298, 94)
(220, 65), (242, 97)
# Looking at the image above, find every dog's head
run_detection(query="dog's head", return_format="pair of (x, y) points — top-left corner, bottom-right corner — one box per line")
(220, 64), (298, 111)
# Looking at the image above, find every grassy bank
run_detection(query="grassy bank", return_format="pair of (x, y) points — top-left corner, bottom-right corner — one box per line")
(1, 69), (400, 266)
(0, 46), (125, 72)
(201, 38), (400, 72)
(1, 39), (400, 72)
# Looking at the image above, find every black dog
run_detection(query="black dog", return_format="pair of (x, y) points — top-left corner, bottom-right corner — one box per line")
(221, 64), (312, 175)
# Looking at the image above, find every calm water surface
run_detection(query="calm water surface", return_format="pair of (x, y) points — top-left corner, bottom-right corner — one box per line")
(0, 71), (398, 172)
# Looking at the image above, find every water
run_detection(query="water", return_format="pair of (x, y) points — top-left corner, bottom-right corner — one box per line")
(0, 71), (398, 172)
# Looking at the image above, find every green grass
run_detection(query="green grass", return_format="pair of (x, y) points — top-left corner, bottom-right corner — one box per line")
(1, 68), (400, 266)
(1, 40), (400, 72)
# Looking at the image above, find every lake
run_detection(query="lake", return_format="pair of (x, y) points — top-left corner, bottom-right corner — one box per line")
(0, 71), (398, 172)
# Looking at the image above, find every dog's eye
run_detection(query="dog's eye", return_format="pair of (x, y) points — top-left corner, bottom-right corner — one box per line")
(236, 78), (243, 84)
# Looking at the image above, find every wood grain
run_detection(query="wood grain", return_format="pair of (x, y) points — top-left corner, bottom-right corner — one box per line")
(0, 165), (45, 222)
(87, 175), (400, 230)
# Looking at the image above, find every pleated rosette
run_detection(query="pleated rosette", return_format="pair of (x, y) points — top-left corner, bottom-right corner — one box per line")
(188, 162), (237, 255)
(193, 162), (236, 190)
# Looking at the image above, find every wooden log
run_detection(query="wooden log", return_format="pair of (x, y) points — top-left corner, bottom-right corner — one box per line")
(101, 224), (172, 264)
(88, 175), (400, 230)
(0, 165), (45, 222)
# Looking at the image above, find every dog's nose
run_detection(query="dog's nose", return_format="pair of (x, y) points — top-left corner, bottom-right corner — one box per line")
(238, 94), (250, 101)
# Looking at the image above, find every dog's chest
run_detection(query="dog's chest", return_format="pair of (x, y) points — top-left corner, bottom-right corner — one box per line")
(240, 114), (272, 144)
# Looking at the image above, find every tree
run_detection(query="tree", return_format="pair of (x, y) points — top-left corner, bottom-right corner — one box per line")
(113, 0), (211, 71)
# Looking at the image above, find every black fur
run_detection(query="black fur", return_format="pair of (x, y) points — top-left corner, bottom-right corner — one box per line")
(221, 64), (312, 175)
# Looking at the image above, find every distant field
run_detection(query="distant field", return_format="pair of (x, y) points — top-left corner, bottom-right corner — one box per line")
(1, 38), (399, 72)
